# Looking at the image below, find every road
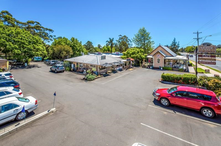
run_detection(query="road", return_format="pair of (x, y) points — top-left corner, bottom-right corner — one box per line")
(181, 53), (221, 71)
(0, 62), (221, 146)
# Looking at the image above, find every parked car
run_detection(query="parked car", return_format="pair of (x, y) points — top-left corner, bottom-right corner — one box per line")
(48, 60), (59, 66)
(33, 56), (42, 62)
(50, 65), (65, 73)
(44, 59), (50, 64)
(153, 86), (221, 118)
(0, 76), (6, 80)
(0, 87), (23, 99)
(0, 96), (38, 125)
(189, 55), (193, 57)
(132, 143), (147, 146)
(54, 61), (64, 66)
(0, 79), (20, 89)
(0, 72), (14, 80)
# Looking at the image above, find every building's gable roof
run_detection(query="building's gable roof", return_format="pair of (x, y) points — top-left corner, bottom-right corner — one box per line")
(161, 46), (177, 57)
(148, 45), (177, 57)
(152, 50), (166, 57)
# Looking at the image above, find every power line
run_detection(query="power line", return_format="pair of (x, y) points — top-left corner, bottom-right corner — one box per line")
(198, 12), (221, 31)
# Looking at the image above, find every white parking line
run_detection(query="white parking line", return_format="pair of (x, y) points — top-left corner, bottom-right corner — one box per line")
(102, 70), (135, 84)
(148, 105), (221, 127)
(141, 123), (199, 146)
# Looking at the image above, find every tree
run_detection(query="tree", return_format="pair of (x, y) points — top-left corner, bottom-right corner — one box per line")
(170, 38), (180, 53)
(0, 10), (54, 42)
(84, 41), (94, 53)
(185, 46), (196, 53)
(106, 38), (114, 53)
(70, 37), (87, 56)
(133, 27), (154, 54)
(116, 35), (132, 52)
(52, 45), (73, 60)
(97, 44), (102, 49)
(0, 21), (46, 62)
(121, 48), (147, 65)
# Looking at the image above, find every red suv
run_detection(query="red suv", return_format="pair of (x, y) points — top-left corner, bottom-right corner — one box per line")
(153, 86), (221, 118)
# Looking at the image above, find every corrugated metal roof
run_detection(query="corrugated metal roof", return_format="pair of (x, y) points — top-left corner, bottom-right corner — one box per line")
(65, 55), (123, 66)
(161, 46), (177, 57)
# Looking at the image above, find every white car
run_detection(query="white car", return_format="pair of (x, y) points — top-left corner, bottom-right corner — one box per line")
(0, 96), (38, 125)
(0, 72), (14, 80)
(0, 87), (23, 99)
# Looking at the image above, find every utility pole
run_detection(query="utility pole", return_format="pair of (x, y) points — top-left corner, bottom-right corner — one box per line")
(193, 31), (202, 83)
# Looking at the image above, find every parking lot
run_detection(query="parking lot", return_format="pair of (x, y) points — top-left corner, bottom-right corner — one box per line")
(0, 62), (221, 146)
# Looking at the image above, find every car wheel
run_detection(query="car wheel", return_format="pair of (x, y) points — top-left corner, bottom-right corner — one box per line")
(201, 107), (215, 118)
(55, 70), (57, 73)
(16, 111), (28, 121)
(160, 98), (170, 107)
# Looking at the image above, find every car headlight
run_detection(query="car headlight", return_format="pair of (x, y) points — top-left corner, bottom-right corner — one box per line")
(155, 93), (160, 96)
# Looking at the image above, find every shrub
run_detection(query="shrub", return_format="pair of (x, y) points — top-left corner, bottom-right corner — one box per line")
(179, 68), (184, 72)
(188, 62), (193, 66)
(65, 67), (70, 71)
(0, 68), (3, 72)
(197, 76), (221, 96)
(161, 73), (196, 84)
(163, 67), (172, 70)
(86, 74), (96, 81)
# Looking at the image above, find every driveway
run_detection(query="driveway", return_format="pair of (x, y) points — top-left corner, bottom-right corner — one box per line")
(0, 63), (221, 146)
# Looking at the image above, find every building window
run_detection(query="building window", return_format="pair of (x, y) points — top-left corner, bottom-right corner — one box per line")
(157, 58), (160, 63)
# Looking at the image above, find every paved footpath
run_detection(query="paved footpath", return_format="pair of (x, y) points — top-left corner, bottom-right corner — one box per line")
(191, 61), (221, 77)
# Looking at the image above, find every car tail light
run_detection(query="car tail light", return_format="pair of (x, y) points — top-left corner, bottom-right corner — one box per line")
(10, 76), (13, 78)
(14, 85), (19, 88)
(35, 100), (38, 105)
(19, 92), (22, 95)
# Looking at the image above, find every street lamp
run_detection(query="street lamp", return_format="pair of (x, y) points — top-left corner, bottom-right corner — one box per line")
(202, 35), (212, 44)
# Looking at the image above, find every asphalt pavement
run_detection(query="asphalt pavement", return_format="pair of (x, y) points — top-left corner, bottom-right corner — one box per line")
(0, 62), (221, 146)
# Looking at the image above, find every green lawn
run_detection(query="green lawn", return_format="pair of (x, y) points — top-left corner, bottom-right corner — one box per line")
(199, 64), (221, 73)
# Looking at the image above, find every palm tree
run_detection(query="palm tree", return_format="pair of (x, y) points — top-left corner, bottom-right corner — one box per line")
(106, 38), (114, 54)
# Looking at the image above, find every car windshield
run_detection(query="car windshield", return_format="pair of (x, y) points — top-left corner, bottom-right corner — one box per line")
(13, 88), (20, 92)
(167, 87), (177, 94)
(5, 73), (12, 76)
(216, 96), (220, 102)
(16, 97), (29, 102)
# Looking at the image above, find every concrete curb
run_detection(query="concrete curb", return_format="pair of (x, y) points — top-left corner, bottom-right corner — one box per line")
(0, 108), (56, 137)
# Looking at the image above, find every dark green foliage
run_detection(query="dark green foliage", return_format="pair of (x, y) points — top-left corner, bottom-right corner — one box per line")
(86, 74), (96, 81)
(161, 73), (197, 84)
(198, 76), (221, 96)
(163, 67), (172, 70)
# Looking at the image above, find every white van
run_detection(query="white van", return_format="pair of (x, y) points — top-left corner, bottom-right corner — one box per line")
(0, 96), (38, 125)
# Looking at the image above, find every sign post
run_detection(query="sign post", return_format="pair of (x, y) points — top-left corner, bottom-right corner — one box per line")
(53, 92), (56, 108)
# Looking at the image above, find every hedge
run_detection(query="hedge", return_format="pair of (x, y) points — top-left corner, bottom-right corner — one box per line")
(163, 67), (172, 70)
(198, 76), (221, 96)
(161, 73), (221, 96)
(86, 74), (96, 81)
(161, 73), (197, 84)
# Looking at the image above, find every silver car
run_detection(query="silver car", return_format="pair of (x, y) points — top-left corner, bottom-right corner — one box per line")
(0, 96), (38, 125)
(50, 65), (65, 73)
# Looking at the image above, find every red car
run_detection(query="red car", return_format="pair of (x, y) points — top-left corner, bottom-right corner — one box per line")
(153, 86), (221, 118)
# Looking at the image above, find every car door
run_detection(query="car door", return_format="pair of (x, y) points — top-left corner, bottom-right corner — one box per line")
(185, 92), (204, 110)
(0, 103), (20, 125)
(170, 91), (188, 107)
(0, 91), (6, 99)
(4, 91), (13, 98)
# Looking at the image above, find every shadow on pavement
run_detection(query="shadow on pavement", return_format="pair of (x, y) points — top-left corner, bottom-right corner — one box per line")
(152, 99), (221, 124)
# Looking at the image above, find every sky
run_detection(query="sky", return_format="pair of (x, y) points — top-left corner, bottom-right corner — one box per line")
(1, 0), (221, 48)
